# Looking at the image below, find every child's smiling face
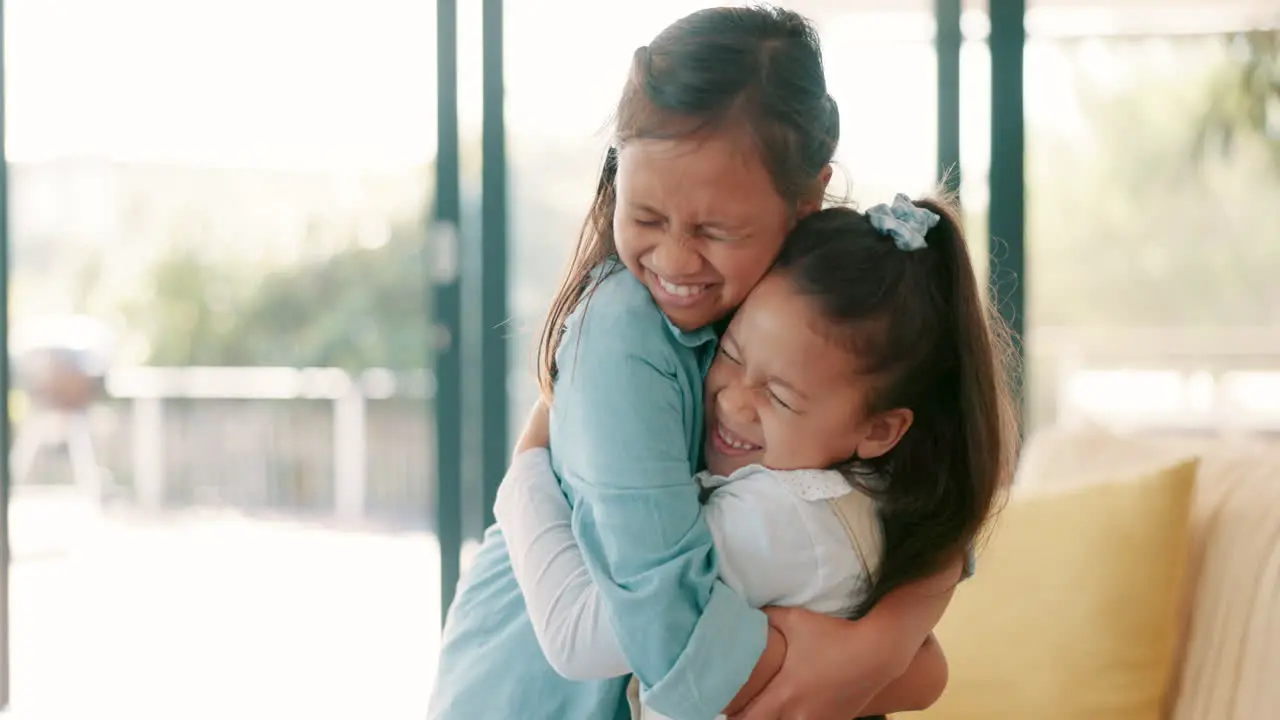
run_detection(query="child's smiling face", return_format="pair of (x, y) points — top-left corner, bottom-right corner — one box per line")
(612, 132), (796, 332)
(703, 271), (913, 478)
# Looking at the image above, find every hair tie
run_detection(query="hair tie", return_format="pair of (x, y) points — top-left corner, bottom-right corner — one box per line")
(866, 194), (939, 252)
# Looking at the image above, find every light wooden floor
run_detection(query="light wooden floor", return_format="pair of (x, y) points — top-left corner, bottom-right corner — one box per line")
(6, 490), (441, 720)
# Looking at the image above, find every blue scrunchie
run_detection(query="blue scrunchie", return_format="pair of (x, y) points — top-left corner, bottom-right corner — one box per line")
(866, 193), (939, 251)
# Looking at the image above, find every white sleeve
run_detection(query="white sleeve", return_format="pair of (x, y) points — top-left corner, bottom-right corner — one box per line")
(492, 448), (631, 680)
(702, 475), (823, 609)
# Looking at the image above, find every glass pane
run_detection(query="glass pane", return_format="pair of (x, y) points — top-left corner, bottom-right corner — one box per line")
(7, 1), (439, 715)
(1024, 27), (1280, 433)
(811, 3), (938, 206)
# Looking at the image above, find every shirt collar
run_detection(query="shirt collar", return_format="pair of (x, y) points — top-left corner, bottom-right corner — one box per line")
(695, 464), (857, 501)
(664, 316), (717, 349)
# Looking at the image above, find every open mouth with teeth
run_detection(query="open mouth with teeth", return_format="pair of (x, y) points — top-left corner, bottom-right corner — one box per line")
(657, 276), (708, 297)
(710, 422), (762, 457)
(649, 271), (714, 308)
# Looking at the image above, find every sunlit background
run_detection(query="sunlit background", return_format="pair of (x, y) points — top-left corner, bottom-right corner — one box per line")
(4, 0), (1279, 717)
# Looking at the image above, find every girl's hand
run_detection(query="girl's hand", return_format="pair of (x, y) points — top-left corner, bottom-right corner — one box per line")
(731, 607), (899, 720)
(734, 557), (962, 720)
(514, 399), (551, 455)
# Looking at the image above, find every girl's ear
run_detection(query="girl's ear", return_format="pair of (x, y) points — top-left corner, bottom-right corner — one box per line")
(796, 164), (834, 219)
(855, 408), (913, 460)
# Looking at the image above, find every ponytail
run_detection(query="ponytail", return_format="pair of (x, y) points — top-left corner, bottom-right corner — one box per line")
(862, 195), (1018, 613)
(923, 195), (1020, 545)
(772, 198), (1017, 617)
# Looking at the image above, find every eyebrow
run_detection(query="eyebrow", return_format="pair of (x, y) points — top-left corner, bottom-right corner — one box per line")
(629, 202), (664, 216)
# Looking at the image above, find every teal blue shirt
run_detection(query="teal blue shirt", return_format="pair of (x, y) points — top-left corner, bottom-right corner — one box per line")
(428, 264), (768, 720)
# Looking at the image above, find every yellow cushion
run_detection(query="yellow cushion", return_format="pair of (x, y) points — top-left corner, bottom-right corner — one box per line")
(912, 457), (1197, 720)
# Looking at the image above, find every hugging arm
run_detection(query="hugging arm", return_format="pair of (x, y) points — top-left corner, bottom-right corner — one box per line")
(858, 634), (948, 716)
(537, 309), (772, 719)
(495, 448), (629, 679)
(737, 560), (962, 719)
(498, 448), (954, 717)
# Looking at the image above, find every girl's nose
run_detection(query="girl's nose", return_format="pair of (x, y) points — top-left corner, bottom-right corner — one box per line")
(716, 382), (758, 425)
(650, 237), (702, 278)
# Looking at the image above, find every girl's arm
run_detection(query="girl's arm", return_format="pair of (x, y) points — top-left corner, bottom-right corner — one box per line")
(494, 448), (628, 679)
(849, 558), (963, 681)
(858, 634), (948, 716)
(496, 447), (814, 683)
(497, 441), (785, 713)
(734, 561), (963, 719)
(547, 286), (769, 720)
(496, 447), (948, 715)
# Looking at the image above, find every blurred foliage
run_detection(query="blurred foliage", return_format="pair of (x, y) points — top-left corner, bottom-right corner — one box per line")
(1028, 34), (1280, 329)
(130, 220), (432, 370)
(1196, 31), (1280, 170)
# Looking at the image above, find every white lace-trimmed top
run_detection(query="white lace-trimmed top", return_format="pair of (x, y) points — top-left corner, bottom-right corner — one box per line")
(691, 463), (882, 618)
(493, 450), (885, 689)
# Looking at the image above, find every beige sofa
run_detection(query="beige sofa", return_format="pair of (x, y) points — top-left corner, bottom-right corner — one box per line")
(913, 424), (1280, 719)
(1014, 426), (1278, 718)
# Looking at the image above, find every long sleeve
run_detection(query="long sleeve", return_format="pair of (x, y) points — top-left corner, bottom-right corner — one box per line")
(494, 448), (629, 679)
(548, 271), (767, 720)
(498, 446), (877, 712)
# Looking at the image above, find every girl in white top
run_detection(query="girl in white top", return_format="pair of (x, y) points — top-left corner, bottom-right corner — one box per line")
(498, 196), (1015, 719)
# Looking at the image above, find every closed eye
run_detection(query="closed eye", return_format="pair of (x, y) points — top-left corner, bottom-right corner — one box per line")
(719, 345), (742, 364)
(767, 388), (796, 412)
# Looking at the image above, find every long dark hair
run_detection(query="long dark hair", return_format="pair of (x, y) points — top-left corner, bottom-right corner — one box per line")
(773, 200), (1019, 615)
(537, 5), (840, 396)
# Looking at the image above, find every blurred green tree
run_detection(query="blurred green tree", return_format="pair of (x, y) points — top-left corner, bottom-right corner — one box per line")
(1027, 34), (1280, 329)
(135, 220), (432, 370)
(1196, 30), (1280, 170)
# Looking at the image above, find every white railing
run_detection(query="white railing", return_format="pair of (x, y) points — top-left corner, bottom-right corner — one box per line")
(103, 366), (434, 523)
(1038, 327), (1280, 433)
(1057, 368), (1280, 431)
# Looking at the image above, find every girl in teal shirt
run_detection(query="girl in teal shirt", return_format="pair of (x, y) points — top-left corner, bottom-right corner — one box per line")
(428, 7), (996, 719)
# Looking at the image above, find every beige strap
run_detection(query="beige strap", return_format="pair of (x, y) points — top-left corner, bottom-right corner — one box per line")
(627, 675), (643, 719)
(826, 490), (883, 577)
